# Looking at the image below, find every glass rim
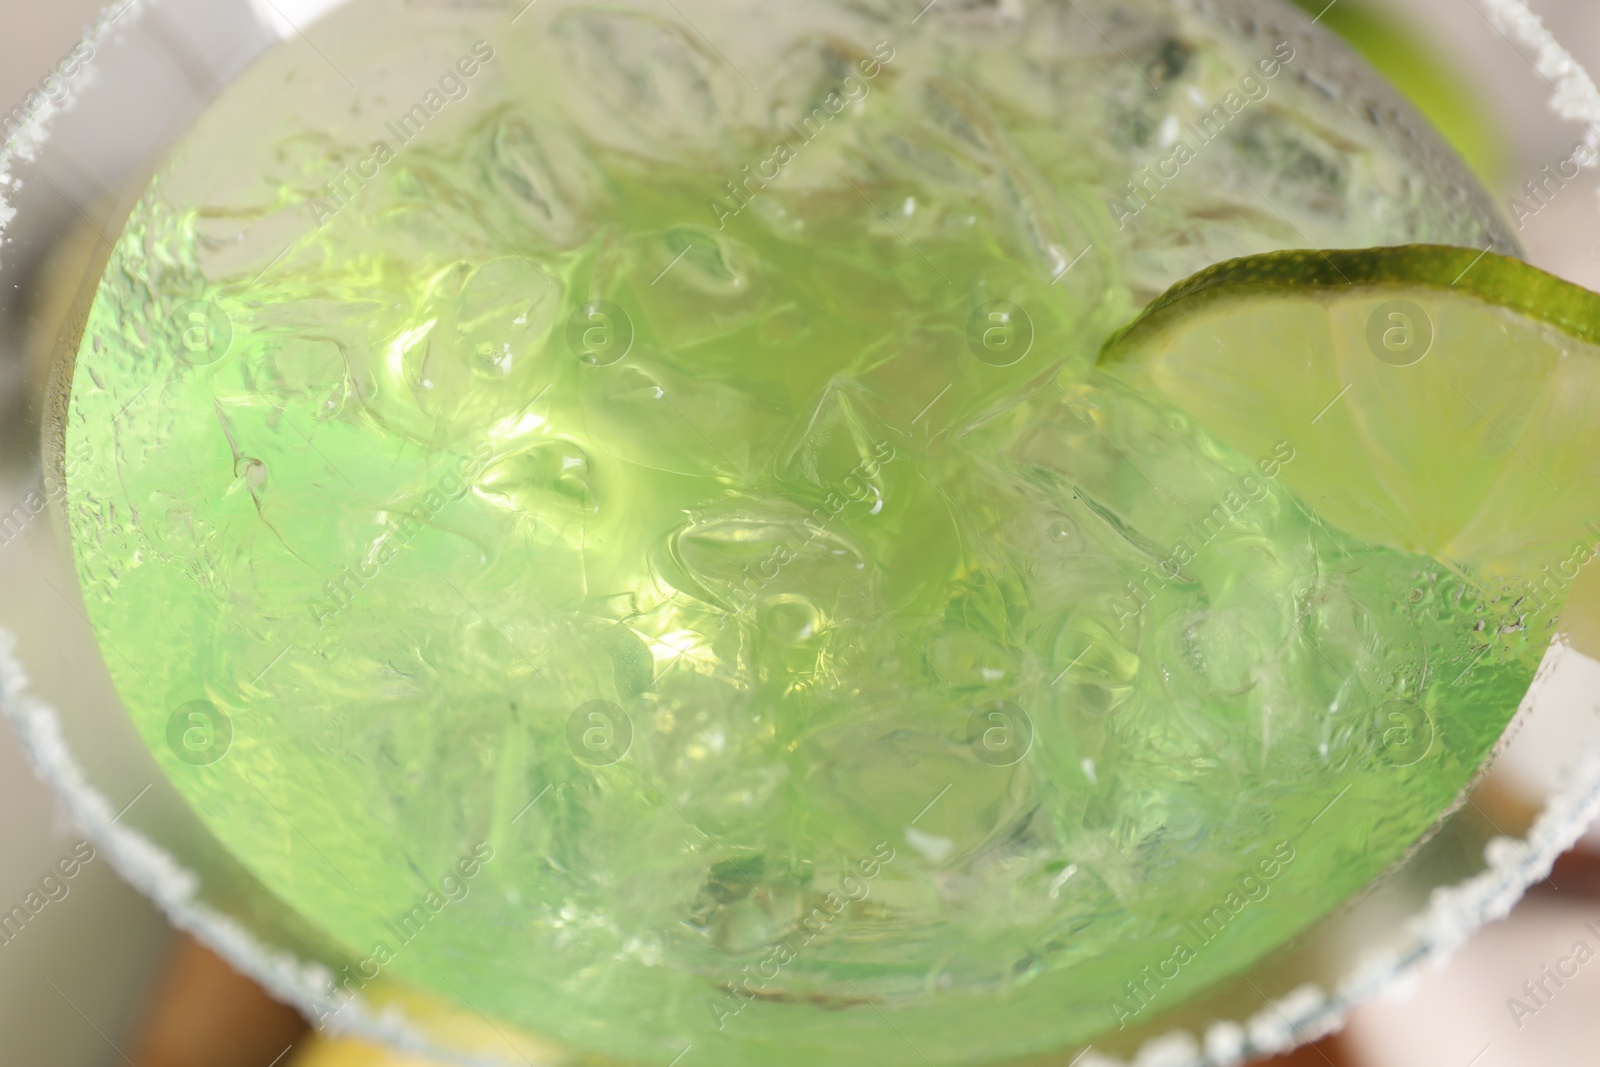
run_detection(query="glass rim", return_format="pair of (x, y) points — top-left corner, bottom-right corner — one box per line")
(5, 0), (1600, 1064)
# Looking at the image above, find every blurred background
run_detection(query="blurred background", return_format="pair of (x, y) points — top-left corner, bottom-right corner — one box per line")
(3, 0), (1600, 1065)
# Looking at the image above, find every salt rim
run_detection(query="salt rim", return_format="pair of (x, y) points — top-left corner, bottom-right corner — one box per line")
(0, 0), (141, 241)
(7, 616), (1600, 1067)
(2, 242), (1597, 1067)
(3, 0), (1600, 1063)
(1062, 640), (1600, 1067)
(1480, 0), (1600, 164)
(0, 627), (521, 1067)
(1171, 640), (1600, 1067)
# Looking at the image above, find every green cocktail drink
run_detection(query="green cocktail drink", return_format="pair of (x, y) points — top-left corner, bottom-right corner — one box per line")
(55, 0), (1554, 1063)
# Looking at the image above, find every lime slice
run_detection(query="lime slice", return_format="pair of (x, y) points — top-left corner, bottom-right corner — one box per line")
(1100, 245), (1600, 600)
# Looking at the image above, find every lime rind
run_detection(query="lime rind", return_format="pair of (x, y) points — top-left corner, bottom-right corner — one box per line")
(1101, 245), (1600, 366)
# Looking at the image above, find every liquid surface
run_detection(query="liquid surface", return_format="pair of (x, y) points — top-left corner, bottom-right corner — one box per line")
(62, 0), (1531, 1063)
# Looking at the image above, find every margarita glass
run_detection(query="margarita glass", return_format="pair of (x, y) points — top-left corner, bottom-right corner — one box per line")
(6, 1), (1600, 1066)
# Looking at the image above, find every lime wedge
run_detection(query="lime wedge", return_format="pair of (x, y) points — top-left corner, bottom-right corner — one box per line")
(1100, 245), (1600, 601)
